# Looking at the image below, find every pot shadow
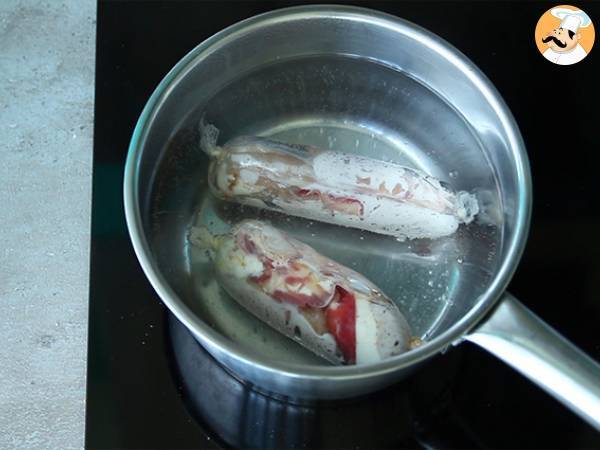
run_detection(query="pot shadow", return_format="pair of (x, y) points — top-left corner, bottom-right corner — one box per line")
(165, 311), (476, 450)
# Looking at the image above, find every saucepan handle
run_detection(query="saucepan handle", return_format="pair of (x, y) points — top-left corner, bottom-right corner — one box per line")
(465, 292), (600, 430)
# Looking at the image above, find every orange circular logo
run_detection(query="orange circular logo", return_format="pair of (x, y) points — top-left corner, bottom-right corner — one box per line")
(535, 5), (595, 65)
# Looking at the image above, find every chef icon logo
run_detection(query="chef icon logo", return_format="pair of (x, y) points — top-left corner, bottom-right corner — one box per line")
(535, 5), (595, 65)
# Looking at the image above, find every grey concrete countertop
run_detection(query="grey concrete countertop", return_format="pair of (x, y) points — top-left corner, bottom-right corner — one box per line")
(0, 1), (95, 448)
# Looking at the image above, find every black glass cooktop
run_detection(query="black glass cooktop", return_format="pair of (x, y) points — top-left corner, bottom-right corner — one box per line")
(87, 1), (600, 449)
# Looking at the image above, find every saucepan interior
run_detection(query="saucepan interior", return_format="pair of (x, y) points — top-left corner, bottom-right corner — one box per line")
(125, 6), (529, 394)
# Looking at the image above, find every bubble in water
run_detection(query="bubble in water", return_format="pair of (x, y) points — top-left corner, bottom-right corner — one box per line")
(457, 257), (464, 264)
(427, 280), (434, 287)
(327, 135), (335, 148)
(449, 170), (459, 178)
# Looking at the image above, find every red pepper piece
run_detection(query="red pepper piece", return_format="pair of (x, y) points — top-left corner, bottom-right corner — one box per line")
(324, 194), (364, 216)
(239, 233), (257, 254)
(295, 188), (321, 200)
(325, 286), (356, 363)
(284, 275), (308, 285)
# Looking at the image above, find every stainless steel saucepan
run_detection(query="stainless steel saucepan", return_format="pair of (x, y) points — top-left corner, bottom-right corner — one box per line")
(123, 5), (600, 429)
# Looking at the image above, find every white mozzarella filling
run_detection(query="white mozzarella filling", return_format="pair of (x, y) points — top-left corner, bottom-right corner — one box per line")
(355, 297), (381, 364)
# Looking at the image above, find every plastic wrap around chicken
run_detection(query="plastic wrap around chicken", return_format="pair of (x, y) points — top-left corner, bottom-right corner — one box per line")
(190, 220), (415, 365)
(200, 120), (479, 241)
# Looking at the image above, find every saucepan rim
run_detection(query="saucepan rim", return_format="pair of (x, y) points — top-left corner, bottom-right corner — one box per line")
(124, 4), (532, 380)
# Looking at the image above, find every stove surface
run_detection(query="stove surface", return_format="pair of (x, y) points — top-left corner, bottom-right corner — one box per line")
(87, 2), (600, 448)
